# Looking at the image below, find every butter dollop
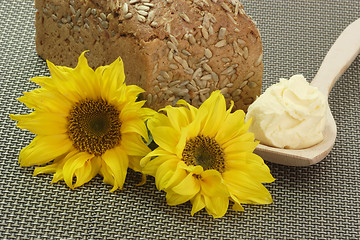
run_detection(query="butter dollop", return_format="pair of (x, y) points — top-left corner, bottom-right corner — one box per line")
(245, 74), (327, 149)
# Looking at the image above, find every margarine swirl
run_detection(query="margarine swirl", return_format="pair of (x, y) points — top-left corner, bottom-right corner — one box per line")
(245, 74), (327, 149)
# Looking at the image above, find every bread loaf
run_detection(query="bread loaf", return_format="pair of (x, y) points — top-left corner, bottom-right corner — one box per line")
(35, 0), (263, 111)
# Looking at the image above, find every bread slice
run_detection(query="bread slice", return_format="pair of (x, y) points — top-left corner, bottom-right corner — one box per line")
(35, 0), (263, 111)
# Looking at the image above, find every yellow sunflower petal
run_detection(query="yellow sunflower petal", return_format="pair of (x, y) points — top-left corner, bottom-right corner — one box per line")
(163, 161), (188, 189)
(160, 105), (191, 131)
(140, 147), (172, 169)
(121, 133), (150, 157)
(74, 156), (102, 188)
(215, 109), (246, 144)
(190, 193), (206, 216)
(176, 99), (198, 120)
(148, 126), (179, 153)
(200, 91), (227, 137)
(204, 195), (229, 219)
(165, 189), (195, 206)
(10, 111), (67, 135)
(18, 88), (72, 113)
(46, 61), (81, 102)
(99, 160), (115, 187)
(62, 151), (93, 189)
(102, 146), (129, 191)
(223, 138), (259, 154)
(200, 170), (229, 197)
(121, 118), (149, 142)
(171, 172), (200, 196)
(232, 201), (245, 211)
(155, 159), (178, 190)
(33, 155), (66, 176)
(19, 134), (73, 167)
(223, 170), (273, 205)
(226, 152), (275, 183)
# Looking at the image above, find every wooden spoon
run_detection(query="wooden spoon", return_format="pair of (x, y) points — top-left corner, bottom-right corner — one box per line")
(254, 18), (360, 166)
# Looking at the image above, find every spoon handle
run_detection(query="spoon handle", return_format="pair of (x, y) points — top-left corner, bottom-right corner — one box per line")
(311, 18), (360, 97)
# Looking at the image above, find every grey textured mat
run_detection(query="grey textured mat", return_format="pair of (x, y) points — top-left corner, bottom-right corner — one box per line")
(1, 0), (359, 239)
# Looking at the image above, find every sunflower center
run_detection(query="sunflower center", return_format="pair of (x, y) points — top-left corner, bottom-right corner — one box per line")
(67, 99), (121, 156)
(182, 135), (225, 173)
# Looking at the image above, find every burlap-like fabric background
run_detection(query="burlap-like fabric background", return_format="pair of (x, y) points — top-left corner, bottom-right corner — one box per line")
(1, 1), (359, 239)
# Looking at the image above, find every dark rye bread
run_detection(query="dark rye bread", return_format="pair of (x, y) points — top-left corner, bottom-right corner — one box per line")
(35, 0), (263, 111)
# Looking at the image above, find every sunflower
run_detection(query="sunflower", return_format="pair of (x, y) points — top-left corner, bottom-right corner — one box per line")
(140, 91), (275, 218)
(10, 52), (154, 191)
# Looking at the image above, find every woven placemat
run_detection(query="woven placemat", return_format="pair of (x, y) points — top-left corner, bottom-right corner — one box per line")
(1, 1), (359, 239)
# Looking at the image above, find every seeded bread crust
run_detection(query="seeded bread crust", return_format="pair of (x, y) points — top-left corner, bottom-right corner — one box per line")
(35, 0), (263, 111)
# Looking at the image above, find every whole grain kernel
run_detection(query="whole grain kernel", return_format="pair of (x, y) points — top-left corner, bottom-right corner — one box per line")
(150, 21), (158, 27)
(244, 71), (255, 80)
(244, 97), (254, 105)
(208, 25), (214, 35)
(188, 34), (196, 45)
(202, 63), (212, 73)
(186, 84), (198, 92)
(167, 41), (177, 51)
(170, 35), (178, 46)
(122, 3), (129, 15)
(146, 93), (153, 105)
(192, 68), (202, 79)
(160, 70), (171, 80)
(243, 47), (249, 59)
(204, 48), (212, 58)
(147, 10), (156, 23)
(201, 27), (209, 40)
(124, 13), (133, 19)
(137, 10), (148, 16)
(180, 12), (191, 23)
(220, 78), (229, 89)
(232, 95), (241, 102)
(101, 20), (109, 29)
(220, 2), (231, 12)
(239, 81), (248, 89)
(211, 72), (219, 83)
(254, 53), (263, 67)
(226, 83), (234, 88)
(231, 89), (242, 97)
(168, 50), (174, 61)
(221, 66), (234, 75)
(70, 5), (76, 15)
(143, 3), (155, 7)
(199, 93), (207, 102)
(218, 27), (226, 40)
(85, 8), (91, 17)
(169, 80), (181, 87)
(153, 85), (160, 93)
(248, 81), (258, 88)
(169, 63), (178, 70)
(137, 14), (146, 23)
(100, 12), (107, 21)
(137, 5), (150, 11)
(179, 80), (190, 87)
(237, 39), (246, 45)
(201, 74), (212, 81)
(184, 68), (194, 75)
(220, 87), (229, 94)
(181, 50), (191, 56)
(234, 2), (240, 16)
(215, 40), (227, 48)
